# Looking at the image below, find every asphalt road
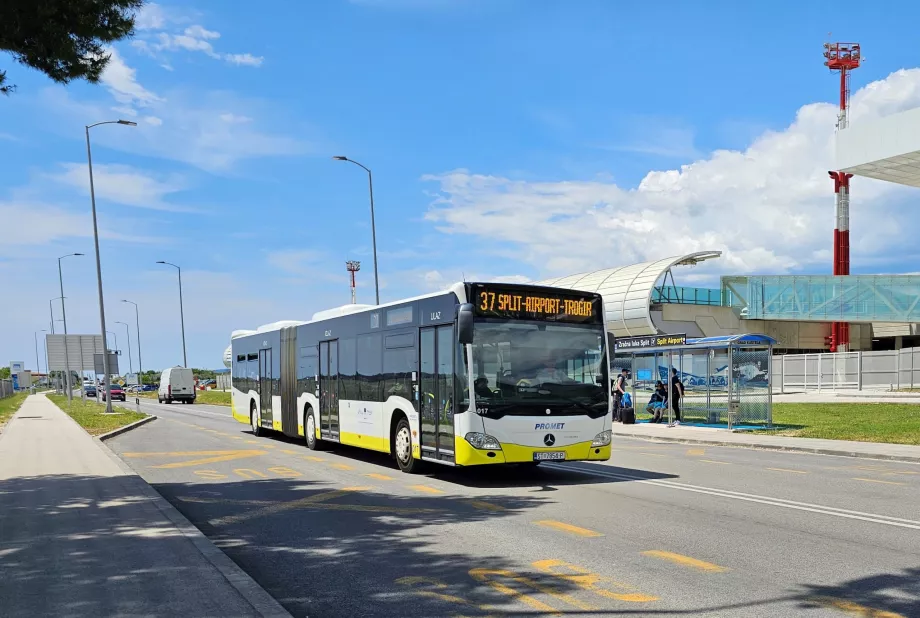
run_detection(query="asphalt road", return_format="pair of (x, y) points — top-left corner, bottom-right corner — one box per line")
(108, 398), (920, 617)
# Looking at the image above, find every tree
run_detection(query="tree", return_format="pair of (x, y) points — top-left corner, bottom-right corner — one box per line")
(1, 0), (143, 95)
(0, 367), (10, 380)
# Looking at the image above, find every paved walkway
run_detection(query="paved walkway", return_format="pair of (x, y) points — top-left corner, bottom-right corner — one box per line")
(0, 394), (290, 618)
(614, 421), (920, 463)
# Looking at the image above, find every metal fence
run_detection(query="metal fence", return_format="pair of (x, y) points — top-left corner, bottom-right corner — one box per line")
(216, 373), (231, 391)
(0, 379), (13, 399)
(772, 346), (920, 392)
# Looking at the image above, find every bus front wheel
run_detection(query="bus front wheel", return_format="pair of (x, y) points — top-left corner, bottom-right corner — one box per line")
(394, 417), (419, 474)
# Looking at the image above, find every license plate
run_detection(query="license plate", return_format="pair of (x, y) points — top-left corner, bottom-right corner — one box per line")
(534, 451), (566, 461)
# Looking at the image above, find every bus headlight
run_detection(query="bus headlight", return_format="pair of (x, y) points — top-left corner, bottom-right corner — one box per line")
(465, 432), (502, 450)
(591, 430), (612, 447)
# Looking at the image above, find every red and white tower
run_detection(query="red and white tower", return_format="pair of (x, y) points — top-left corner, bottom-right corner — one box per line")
(346, 260), (361, 304)
(824, 42), (861, 352)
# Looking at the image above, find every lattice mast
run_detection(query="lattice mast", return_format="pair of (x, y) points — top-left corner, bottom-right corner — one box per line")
(346, 260), (361, 304)
(824, 42), (860, 351)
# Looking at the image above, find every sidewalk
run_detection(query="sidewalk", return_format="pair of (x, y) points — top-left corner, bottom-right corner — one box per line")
(0, 394), (290, 618)
(614, 421), (920, 463)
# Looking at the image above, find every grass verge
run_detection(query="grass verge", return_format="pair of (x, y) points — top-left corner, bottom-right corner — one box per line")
(755, 402), (920, 445)
(0, 392), (29, 430)
(47, 394), (148, 436)
(195, 390), (231, 406)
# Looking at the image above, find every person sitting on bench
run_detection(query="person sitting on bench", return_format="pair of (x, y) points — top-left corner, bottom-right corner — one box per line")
(646, 381), (668, 423)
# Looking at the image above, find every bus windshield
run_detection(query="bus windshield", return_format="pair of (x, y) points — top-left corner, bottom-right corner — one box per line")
(470, 320), (607, 418)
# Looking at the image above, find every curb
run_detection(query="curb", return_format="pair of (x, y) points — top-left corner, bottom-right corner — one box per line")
(613, 433), (920, 464)
(94, 438), (294, 618)
(97, 415), (157, 440)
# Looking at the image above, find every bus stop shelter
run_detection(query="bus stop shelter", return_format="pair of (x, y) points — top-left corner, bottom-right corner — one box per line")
(613, 333), (775, 429)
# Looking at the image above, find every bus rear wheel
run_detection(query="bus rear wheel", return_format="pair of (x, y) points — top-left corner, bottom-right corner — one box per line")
(250, 401), (261, 436)
(305, 409), (323, 451)
(393, 417), (419, 474)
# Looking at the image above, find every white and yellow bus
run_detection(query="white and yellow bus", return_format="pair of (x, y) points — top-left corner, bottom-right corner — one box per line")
(231, 281), (612, 473)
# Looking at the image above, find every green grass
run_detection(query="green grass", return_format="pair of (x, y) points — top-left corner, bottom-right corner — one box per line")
(47, 394), (149, 436)
(0, 393), (28, 429)
(754, 402), (920, 445)
(195, 390), (230, 406)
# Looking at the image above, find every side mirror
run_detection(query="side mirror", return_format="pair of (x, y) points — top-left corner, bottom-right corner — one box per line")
(458, 303), (475, 344)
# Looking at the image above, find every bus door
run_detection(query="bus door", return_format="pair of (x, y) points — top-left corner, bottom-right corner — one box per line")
(419, 325), (455, 462)
(258, 348), (273, 429)
(319, 340), (339, 440)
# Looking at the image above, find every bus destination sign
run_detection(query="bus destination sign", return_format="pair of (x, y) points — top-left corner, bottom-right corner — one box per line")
(615, 333), (687, 351)
(470, 284), (601, 324)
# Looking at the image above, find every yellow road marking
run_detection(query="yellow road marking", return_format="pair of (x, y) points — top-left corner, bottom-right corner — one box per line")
(468, 500), (506, 512)
(194, 470), (228, 480)
(396, 577), (497, 616)
(637, 452), (667, 457)
(281, 449), (299, 455)
(409, 484), (445, 494)
(267, 466), (302, 478)
(331, 463), (354, 471)
(245, 440), (261, 444)
(642, 550), (727, 573)
(209, 487), (367, 526)
(698, 459), (730, 465)
(533, 520), (604, 537)
(304, 456), (325, 462)
(122, 450), (266, 469)
(533, 559), (658, 603)
(883, 471), (919, 476)
(853, 477), (905, 486)
(811, 596), (905, 617)
(686, 448), (705, 456)
(766, 467), (807, 474)
(177, 495), (274, 506)
(234, 468), (268, 479)
(365, 473), (395, 481)
(470, 567), (594, 613)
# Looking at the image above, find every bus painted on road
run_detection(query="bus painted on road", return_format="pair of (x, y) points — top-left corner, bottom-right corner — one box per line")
(230, 281), (612, 472)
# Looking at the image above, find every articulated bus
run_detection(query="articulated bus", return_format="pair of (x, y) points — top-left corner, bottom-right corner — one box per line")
(230, 281), (612, 473)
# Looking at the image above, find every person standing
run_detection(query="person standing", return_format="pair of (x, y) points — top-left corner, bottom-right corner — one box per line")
(613, 368), (628, 422)
(669, 367), (684, 426)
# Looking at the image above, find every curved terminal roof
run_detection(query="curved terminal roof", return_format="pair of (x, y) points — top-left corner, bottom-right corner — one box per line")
(535, 251), (722, 337)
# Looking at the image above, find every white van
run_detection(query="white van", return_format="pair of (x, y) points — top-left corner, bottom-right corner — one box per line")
(158, 367), (196, 404)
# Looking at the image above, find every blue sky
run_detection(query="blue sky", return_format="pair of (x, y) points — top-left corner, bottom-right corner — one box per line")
(3, 0), (920, 371)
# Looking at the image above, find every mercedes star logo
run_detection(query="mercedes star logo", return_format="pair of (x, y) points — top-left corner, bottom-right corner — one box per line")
(543, 434), (556, 447)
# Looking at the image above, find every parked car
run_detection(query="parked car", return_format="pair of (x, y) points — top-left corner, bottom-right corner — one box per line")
(158, 367), (196, 404)
(102, 384), (126, 402)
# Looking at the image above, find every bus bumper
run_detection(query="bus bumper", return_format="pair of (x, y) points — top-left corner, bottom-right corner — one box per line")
(454, 438), (611, 466)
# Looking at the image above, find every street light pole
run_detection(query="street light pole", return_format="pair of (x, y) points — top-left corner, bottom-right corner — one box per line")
(86, 119), (136, 414)
(156, 261), (187, 367)
(106, 330), (118, 359)
(115, 321), (133, 375)
(34, 330), (46, 375)
(122, 300), (142, 385)
(332, 156), (380, 305)
(58, 253), (84, 401)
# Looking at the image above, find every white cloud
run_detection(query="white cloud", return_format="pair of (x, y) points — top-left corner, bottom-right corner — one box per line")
(100, 48), (162, 108)
(47, 163), (193, 213)
(134, 19), (263, 68)
(424, 68), (920, 278)
(219, 112), (252, 124)
(224, 53), (264, 67)
(144, 116), (163, 126)
(134, 2), (168, 30)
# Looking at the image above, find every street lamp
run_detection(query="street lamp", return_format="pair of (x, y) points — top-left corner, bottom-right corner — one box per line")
(121, 300), (143, 386)
(86, 119), (136, 414)
(106, 330), (118, 358)
(333, 156), (380, 305)
(115, 321), (133, 375)
(58, 252), (84, 401)
(156, 261), (187, 367)
(34, 330), (46, 376)
(49, 297), (65, 334)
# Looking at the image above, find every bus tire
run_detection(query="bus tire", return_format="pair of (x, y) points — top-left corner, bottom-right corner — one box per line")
(305, 407), (323, 450)
(250, 400), (261, 436)
(393, 416), (419, 474)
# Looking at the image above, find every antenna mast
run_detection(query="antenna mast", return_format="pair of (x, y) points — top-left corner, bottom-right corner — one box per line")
(823, 41), (861, 352)
(346, 261), (361, 304)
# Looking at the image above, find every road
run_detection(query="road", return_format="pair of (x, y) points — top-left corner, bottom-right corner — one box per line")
(108, 398), (920, 617)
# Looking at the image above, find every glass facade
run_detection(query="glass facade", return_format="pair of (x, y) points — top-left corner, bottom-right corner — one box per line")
(722, 275), (920, 322)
